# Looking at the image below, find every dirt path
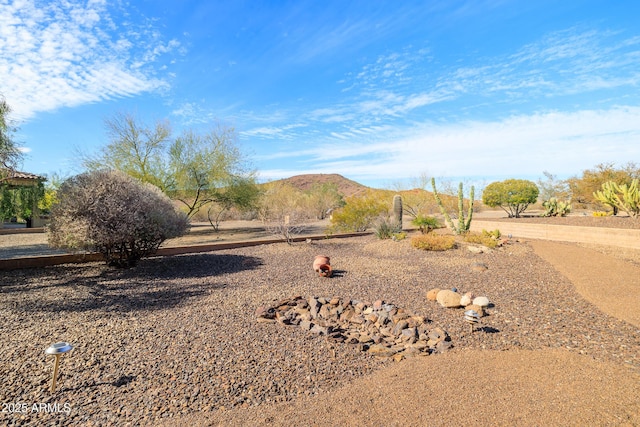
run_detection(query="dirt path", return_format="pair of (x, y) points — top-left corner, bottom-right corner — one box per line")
(528, 239), (640, 328)
(163, 240), (640, 427)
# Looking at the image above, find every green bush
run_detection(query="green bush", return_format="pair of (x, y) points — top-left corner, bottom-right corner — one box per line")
(411, 234), (456, 251)
(392, 232), (407, 241)
(464, 231), (500, 249)
(48, 170), (189, 268)
(411, 215), (441, 234)
(482, 229), (501, 239)
(329, 191), (388, 232)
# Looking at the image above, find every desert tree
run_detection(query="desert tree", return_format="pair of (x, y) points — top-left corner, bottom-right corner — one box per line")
(257, 181), (313, 243)
(482, 179), (539, 218)
(167, 125), (255, 219)
(304, 182), (344, 220)
(48, 170), (189, 267)
(81, 113), (255, 221)
(206, 176), (261, 231)
(0, 96), (24, 175)
(566, 162), (640, 212)
(537, 171), (571, 202)
(81, 112), (172, 190)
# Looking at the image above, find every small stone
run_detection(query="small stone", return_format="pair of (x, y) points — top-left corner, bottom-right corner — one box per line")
(392, 353), (405, 362)
(368, 344), (397, 357)
(318, 304), (331, 319)
(299, 320), (313, 331)
(401, 328), (417, 340)
(428, 327), (447, 342)
(350, 315), (365, 324)
(435, 340), (453, 353)
(465, 304), (485, 317)
(310, 324), (330, 335)
(373, 300), (384, 310)
(255, 306), (275, 319)
(460, 294), (472, 306)
(426, 288), (440, 301)
(471, 262), (488, 272)
(392, 320), (409, 336)
(473, 296), (490, 307)
(467, 245), (484, 254)
(436, 289), (462, 308)
(358, 334), (373, 343)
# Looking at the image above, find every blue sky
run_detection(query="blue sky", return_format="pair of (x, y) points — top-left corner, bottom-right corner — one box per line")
(2, 0), (640, 188)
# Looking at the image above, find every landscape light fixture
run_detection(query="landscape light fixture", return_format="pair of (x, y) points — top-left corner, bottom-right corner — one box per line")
(45, 342), (73, 392)
(464, 310), (480, 333)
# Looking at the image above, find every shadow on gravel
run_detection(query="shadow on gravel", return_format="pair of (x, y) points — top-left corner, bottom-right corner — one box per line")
(0, 254), (263, 313)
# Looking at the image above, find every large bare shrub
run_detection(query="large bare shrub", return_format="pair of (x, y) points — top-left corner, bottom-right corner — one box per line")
(48, 170), (189, 267)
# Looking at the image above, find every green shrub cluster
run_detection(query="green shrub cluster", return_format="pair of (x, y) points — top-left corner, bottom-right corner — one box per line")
(411, 234), (456, 251)
(411, 214), (441, 234)
(373, 217), (402, 240)
(329, 191), (388, 233)
(463, 230), (501, 248)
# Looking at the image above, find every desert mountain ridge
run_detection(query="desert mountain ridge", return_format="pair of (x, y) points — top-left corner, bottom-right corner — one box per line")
(269, 173), (371, 198)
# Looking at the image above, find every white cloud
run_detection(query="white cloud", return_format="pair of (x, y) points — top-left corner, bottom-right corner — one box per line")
(240, 123), (307, 139)
(0, 0), (178, 119)
(259, 106), (640, 183)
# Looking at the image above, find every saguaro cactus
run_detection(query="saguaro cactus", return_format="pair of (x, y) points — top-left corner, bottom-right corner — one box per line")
(393, 194), (403, 229)
(431, 178), (474, 235)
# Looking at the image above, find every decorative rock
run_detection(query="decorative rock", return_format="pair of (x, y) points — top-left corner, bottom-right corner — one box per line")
(426, 288), (440, 301)
(471, 262), (488, 272)
(465, 304), (485, 317)
(467, 246), (484, 254)
(256, 295), (452, 359)
(473, 296), (490, 307)
(436, 289), (462, 308)
(460, 294), (472, 307)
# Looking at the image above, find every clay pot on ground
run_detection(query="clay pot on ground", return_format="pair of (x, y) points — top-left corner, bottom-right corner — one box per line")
(313, 255), (332, 277)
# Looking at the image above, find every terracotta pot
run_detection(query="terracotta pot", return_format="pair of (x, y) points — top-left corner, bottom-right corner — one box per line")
(313, 255), (332, 277)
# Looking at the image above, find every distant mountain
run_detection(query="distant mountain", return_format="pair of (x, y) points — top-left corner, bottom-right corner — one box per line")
(272, 173), (369, 197)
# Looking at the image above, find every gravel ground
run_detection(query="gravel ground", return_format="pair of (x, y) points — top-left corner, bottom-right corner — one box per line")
(1, 234), (639, 426)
